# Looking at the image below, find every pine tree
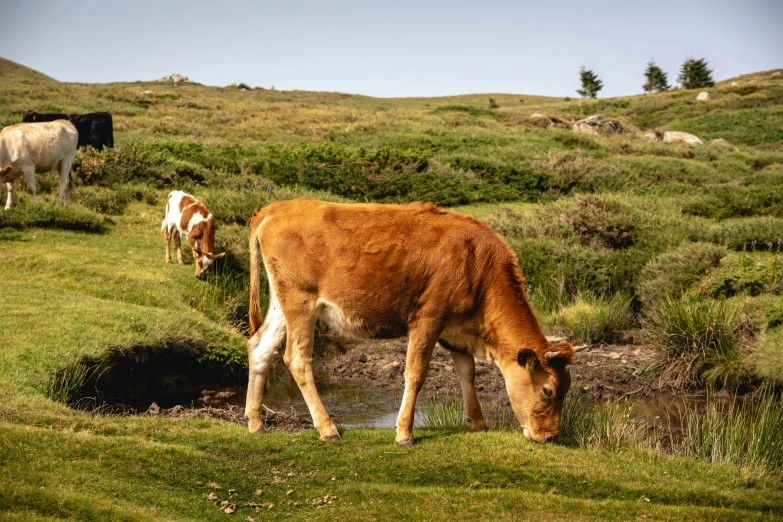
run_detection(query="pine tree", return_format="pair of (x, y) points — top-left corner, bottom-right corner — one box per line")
(643, 59), (670, 93)
(576, 67), (604, 99)
(678, 57), (714, 89)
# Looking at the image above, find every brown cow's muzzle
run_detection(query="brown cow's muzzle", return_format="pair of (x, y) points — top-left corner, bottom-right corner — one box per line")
(523, 428), (559, 443)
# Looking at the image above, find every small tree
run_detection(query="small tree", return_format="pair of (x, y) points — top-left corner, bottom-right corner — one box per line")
(678, 57), (714, 89)
(643, 59), (670, 93)
(576, 67), (604, 99)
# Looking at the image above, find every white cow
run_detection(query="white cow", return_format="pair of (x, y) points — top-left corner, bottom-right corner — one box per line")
(0, 120), (79, 210)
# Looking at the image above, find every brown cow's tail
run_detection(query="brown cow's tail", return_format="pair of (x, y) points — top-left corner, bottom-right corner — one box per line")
(248, 210), (266, 336)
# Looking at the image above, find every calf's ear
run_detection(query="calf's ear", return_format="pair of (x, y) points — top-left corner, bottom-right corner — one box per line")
(517, 349), (539, 372)
(207, 252), (226, 260)
(0, 166), (21, 183)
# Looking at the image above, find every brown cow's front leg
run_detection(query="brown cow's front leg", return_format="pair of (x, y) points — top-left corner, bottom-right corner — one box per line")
(396, 328), (438, 446)
(283, 299), (341, 441)
(450, 351), (488, 432)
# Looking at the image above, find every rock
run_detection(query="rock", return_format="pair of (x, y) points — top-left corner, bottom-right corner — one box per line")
(140, 90), (153, 95)
(773, 72), (781, 77)
(145, 402), (160, 415)
(663, 131), (703, 145)
(708, 138), (738, 151)
(572, 114), (619, 135)
(696, 91), (713, 101)
(157, 73), (191, 83)
(731, 81), (739, 86)
(642, 131), (660, 142)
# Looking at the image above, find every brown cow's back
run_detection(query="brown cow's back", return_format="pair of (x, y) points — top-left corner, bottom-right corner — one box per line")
(253, 198), (516, 338)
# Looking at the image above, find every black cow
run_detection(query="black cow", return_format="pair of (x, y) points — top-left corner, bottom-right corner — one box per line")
(22, 111), (114, 151)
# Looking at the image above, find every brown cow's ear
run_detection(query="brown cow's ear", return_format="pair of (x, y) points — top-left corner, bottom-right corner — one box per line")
(544, 341), (575, 365)
(206, 252), (226, 260)
(517, 349), (539, 371)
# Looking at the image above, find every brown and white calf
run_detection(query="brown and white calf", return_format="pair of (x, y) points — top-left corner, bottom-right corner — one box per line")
(1, 120), (79, 210)
(161, 190), (225, 277)
(246, 198), (576, 446)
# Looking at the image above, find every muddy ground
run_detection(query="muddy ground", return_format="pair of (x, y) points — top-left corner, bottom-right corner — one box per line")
(319, 336), (660, 405)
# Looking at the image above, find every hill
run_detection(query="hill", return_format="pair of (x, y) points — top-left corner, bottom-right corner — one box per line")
(0, 57), (57, 84)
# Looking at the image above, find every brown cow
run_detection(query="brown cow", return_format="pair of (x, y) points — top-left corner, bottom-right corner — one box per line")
(246, 199), (575, 445)
(161, 190), (225, 277)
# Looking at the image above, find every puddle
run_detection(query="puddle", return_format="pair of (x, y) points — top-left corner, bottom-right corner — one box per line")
(155, 368), (403, 429)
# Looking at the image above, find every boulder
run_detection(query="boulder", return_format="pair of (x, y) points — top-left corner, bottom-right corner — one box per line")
(642, 131), (660, 142)
(731, 81), (739, 86)
(773, 72), (781, 77)
(696, 91), (713, 101)
(140, 90), (153, 95)
(663, 131), (703, 145)
(157, 73), (191, 83)
(572, 115), (619, 135)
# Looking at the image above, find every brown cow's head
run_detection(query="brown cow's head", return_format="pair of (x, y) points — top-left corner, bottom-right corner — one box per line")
(499, 340), (574, 443)
(194, 251), (225, 278)
(22, 110), (38, 122)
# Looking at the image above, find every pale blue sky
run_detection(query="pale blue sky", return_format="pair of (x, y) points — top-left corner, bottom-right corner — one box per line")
(2, 0), (781, 97)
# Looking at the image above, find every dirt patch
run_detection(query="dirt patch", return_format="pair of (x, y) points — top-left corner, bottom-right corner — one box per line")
(317, 337), (658, 404)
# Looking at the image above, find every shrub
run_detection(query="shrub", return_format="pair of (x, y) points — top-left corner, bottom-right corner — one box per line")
(637, 242), (725, 307)
(0, 201), (107, 232)
(431, 105), (497, 118)
(764, 298), (783, 329)
(748, 329), (783, 385)
(551, 293), (634, 344)
(695, 252), (782, 299)
(683, 186), (783, 219)
(73, 186), (126, 215)
(643, 298), (752, 389)
(705, 217), (783, 250)
(561, 195), (636, 249)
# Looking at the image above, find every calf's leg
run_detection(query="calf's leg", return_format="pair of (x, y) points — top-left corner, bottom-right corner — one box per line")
(174, 231), (184, 264)
(4, 181), (12, 210)
(164, 225), (173, 263)
(396, 325), (439, 446)
(56, 158), (73, 205)
(282, 297), (341, 441)
(245, 289), (287, 432)
(450, 351), (487, 432)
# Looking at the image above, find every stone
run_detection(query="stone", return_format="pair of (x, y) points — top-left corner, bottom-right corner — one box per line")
(663, 131), (703, 145)
(642, 131), (660, 142)
(773, 72), (781, 76)
(731, 81), (739, 86)
(157, 73), (191, 83)
(696, 91), (712, 101)
(572, 114), (618, 135)
(140, 90), (153, 95)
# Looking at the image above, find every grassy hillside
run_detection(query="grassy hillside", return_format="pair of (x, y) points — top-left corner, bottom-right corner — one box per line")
(2, 57), (783, 520)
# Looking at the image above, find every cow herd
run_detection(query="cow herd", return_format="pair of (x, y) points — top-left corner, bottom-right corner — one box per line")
(1, 109), (576, 445)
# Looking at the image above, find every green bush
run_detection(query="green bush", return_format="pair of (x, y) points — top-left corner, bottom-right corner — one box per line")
(764, 298), (783, 329)
(0, 201), (107, 232)
(695, 252), (782, 298)
(562, 195), (636, 249)
(431, 105), (498, 118)
(551, 293), (634, 344)
(637, 242), (725, 306)
(73, 186), (126, 215)
(643, 298), (752, 389)
(683, 186), (783, 219)
(706, 217), (783, 250)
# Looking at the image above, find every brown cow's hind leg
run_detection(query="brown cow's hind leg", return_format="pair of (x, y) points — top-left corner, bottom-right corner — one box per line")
(450, 351), (488, 432)
(283, 297), (341, 441)
(245, 292), (287, 432)
(396, 326), (439, 446)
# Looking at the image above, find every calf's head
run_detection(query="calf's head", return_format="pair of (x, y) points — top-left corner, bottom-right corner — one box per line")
(499, 341), (575, 443)
(194, 250), (225, 278)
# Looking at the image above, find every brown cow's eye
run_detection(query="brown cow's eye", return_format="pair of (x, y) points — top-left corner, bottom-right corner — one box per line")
(542, 385), (554, 398)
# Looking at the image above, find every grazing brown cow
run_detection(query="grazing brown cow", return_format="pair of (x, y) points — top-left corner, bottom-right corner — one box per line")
(161, 190), (225, 277)
(246, 199), (575, 446)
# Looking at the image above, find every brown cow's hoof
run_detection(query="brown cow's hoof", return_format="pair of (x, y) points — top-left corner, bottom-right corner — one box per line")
(321, 434), (343, 443)
(396, 439), (415, 448)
